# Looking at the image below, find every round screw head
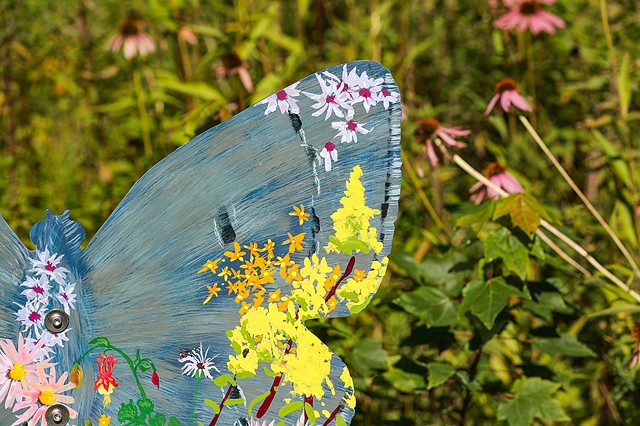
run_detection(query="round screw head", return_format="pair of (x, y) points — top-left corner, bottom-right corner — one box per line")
(45, 404), (70, 425)
(44, 309), (69, 333)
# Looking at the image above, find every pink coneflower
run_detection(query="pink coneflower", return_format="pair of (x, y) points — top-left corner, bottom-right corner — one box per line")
(215, 52), (254, 93)
(414, 118), (470, 167)
(12, 365), (77, 426)
(485, 78), (532, 115)
(107, 14), (156, 60)
(470, 163), (524, 203)
(494, 0), (565, 35)
(0, 335), (51, 409)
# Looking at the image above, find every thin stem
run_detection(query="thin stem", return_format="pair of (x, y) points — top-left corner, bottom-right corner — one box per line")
(535, 230), (591, 277)
(133, 68), (152, 157)
(108, 345), (147, 399)
(401, 151), (448, 231)
(209, 381), (234, 426)
(519, 115), (640, 281)
(190, 376), (201, 425)
(451, 153), (640, 303)
(599, 0), (620, 118)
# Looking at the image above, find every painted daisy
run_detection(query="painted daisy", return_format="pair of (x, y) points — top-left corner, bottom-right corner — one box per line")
(15, 299), (46, 332)
(0, 335), (51, 409)
(29, 248), (69, 285)
(319, 141), (339, 172)
(378, 87), (400, 110)
(323, 64), (361, 100)
(12, 365), (77, 426)
(20, 275), (51, 304)
(304, 74), (353, 120)
(331, 112), (371, 143)
(260, 82), (301, 115)
(55, 282), (77, 314)
(180, 343), (220, 380)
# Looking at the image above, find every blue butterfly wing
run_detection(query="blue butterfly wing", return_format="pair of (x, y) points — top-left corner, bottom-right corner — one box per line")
(7, 61), (400, 425)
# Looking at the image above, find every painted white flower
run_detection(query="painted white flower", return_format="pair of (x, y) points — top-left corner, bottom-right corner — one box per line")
(34, 328), (70, 349)
(352, 71), (383, 112)
(248, 418), (275, 426)
(20, 275), (51, 303)
(378, 87), (400, 109)
(331, 112), (371, 143)
(56, 282), (77, 314)
(304, 74), (353, 120)
(24, 336), (54, 363)
(323, 64), (361, 100)
(179, 343), (220, 380)
(319, 141), (338, 172)
(15, 299), (45, 332)
(260, 82), (300, 115)
(29, 248), (69, 285)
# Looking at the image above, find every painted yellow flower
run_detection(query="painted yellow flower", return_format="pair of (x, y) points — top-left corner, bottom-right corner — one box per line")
(353, 269), (366, 281)
(268, 288), (281, 302)
(218, 266), (232, 281)
(98, 414), (111, 426)
(225, 242), (246, 262)
(262, 239), (275, 259)
(244, 242), (262, 260)
(203, 283), (221, 305)
(283, 232), (306, 253)
(289, 204), (310, 225)
(198, 258), (221, 274)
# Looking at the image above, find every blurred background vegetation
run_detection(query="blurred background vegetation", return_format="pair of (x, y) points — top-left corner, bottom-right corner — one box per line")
(1, 0), (640, 424)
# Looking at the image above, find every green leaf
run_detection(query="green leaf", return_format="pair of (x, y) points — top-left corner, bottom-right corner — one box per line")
(587, 303), (640, 318)
(149, 413), (166, 426)
(591, 129), (633, 187)
(461, 277), (520, 329)
(494, 194), (544, 236)
(496, 377), (570, 426)
(394, 286), (460, 327)
(156, 73), (227, 104)
(382, 369), (426, 392)
(168, 417), (181, 426)
(279, 401), (304, 418)
(88, 337), (110, 347)
(118, 400), (139, 422)
(456, 201), (495, 230)
(427, 362), (456, 389)
(137, 398), (155, 417)
(204, 398), (221, 414)
(212, 374), (236, 388)
(484, 227), (530, 279)
(618, 52), (630, 120)
(345, 338), (388, 376)
(533, 333), (596, 357)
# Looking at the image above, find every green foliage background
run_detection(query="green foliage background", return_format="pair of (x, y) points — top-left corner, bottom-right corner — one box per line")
(1, 0), (640, 424)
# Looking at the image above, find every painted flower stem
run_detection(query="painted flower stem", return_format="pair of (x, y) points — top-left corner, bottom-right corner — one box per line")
(452, 152), (640, 303)
(256, 256), (356, 418)
(323, 403), (343, 426)
(519, 115), (640, 281)
(190, 377), (201, 425)
(208, 380), (234, 426)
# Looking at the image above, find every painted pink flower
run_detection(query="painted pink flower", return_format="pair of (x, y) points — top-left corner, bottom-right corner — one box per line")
(12, 365), (77, 426)
(107, 14), (156, 60)
(260, 83), (301, 115)
(485, 78), (532, 115)
(470, 163), (524, 203)
(305, 74), (353, 120)
(414, 118), (470, 167)
(0, 335), (51, 409)
(331, 112), (370, 143)
(494, 0), (565, 35)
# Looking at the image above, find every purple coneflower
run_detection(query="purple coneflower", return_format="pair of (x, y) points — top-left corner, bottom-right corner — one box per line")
(107, 14), (156, 60)
(414, 118), (470, 167)
(470, 163), (524, 203)
(485, 78), (532, 115)
(494, 0), (565, 35)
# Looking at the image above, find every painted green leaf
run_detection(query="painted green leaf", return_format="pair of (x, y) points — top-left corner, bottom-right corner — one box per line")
(427, 362), (456, 389)
(534, 333), (596, 357)
(484, 227), (529, 279)
(204, 398), (221, 414)
(461, 277), (520, 329)
(497, 377), (569, 426)
(394, 286), (460, 327)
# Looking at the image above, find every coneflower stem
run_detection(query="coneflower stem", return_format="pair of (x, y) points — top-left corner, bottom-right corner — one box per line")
(519, 115), (640, 282)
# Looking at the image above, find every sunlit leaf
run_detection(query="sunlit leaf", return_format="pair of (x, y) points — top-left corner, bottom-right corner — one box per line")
(496, 377), (570, 426)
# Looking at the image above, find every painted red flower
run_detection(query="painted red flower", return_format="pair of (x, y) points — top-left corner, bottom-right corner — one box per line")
(152, 370), (160, 389)
(94, 353), (118, 407)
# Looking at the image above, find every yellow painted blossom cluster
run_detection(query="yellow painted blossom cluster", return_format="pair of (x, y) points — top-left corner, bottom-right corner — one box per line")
(338, 257), (389, 314)
(326, 165), (384, 255)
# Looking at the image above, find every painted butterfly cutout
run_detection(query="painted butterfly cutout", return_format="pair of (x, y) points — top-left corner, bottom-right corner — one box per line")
(0, 60), (401, 426)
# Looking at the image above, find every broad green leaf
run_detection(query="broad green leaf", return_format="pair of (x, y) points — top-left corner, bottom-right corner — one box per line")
(497, 377), (570, 426)
(345, 338), (388, 376)
(494, 194), (543, 236)
(461, 277), (520, 329)
(484, 227), (529, 279)
(427, 362), (456, 389)
(533, 333), (596, 357)
(382, 368), (426, 392)
(523, 291), (571, 321)
(212, 374), (236, 387)
(394, 286), (460, 327)
(390, 250), (468, 295)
